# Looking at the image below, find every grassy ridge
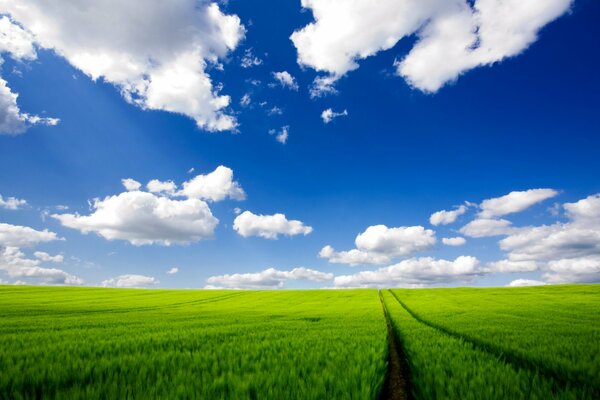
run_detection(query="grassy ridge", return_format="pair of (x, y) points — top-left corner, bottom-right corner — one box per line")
(392, 285), (600, 390)
(0, 286), (387, 399)
(381, 290), (592, 399)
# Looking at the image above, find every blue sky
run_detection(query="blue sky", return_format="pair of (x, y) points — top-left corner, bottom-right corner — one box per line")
(0, 0), (599, 289)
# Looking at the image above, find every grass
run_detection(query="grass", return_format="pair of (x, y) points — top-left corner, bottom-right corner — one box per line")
(391, 285), (600, 390)
(381, 289), (593, 399)
(0, 284), (598, 399)
(0, 286), (387, 399)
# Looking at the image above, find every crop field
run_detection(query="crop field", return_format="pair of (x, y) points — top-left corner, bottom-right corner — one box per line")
(0, 284), (598, 399)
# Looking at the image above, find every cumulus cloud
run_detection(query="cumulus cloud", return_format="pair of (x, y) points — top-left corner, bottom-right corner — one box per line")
(101, 274), (158, 288)
(291, 0), (572, 93)
(309, 75), (338, 98)
(0, 194), (27, 210)
(240, 48), (263, 68)
(320, 224), (436, 266)
(486, 259), (538, 273)
(459, 218), (515, 238)
(0, 16), (59, 135)
(53, 192), (218, 246)
(321, 108), (347, 123)
(34, 251), (64, 263)
(166, 267), (178, 274)
(442, 237), (466, 246)
(478, 189), (558, 218)
(495, 194), (600, 283)
(54, 166), (246, 245)
(0, 222), (60, 247)
(206, 267), (333, 289)
(233, 211), (313, 239)
(333, 256), (481, 288)
(430, 205), (467, 226)
(121, 178), (142, 191)
(1, 246), (82, 285)
(507, 279), (547, 287)
(179, 165), (245, 202)
(240, 93), (251, 107)
(1, 0), (245, 132)
(272, 71), (299, 90)
(146, 179), (176, 195)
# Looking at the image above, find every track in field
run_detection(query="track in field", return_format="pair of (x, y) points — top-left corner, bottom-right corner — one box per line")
(386, 289), (599, 396)
(379, 291), (411, 400)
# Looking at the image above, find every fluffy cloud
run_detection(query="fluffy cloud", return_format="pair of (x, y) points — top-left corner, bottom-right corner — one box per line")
(54, 166), (246, 245)
(430, 205), (467, 226)
(121, 178), (142, 191)
(442, 237), (466, 246)
(459, 218), (515, 238)
(272, 71), (299, 90)
(146, 179), (176, 195)
(53, 192), (218, 246)
(0, 16), (59, 135)
(292, 0), (572, 93)
(495, 194), (600, 283)
(1, 0), (245, 131)
(321, 108), (348, 123)
(233, 211), (313, 239)
(478, 188), (558, 218)
(166, 267), (178, 274)
(486, 259), (538, 273)
(240, 48), (262, 68)
(274, 126), (289, 144)
(0, 246), (82, 285)
(0, 223), (60, 247)
(206, 267), (333, 289)
(320, 225), (436, 266)
(507, 279), (547, 287)
(0, 194), (27, 210)
(333, 256), (481, 288)
(101, 274), (158, 288)
(34, 251), (64, 263)
(179, 166), (245, 202)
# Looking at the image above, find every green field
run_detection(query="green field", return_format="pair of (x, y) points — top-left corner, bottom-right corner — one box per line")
(0, 285), (598, 399)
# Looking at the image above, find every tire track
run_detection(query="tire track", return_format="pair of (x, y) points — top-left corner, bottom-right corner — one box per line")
(379, 290), (411, 400)
(387, 289), (599, 394)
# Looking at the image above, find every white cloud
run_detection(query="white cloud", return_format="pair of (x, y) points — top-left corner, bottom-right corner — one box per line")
(267, 106), (283, 116)
(442, 237), (466, 246)
(240, 48), (263, 68)
(101, 274), (158, 288)
(320, 224), (436, 266)
(121, 178), (142, 191)
(319, 245), (390, 266)
(507, 279), (547, 287)
(233, 211), (313, 239)
(1, 1), (245, 132)
(53, 191), (218, 246)
(206, 267), (333, 289)
(0, 222), (60, 247)
(459, 218), (515, 238)
(34, 251), (64, 263)
(180, 165), (245, 202)
(291, 0), (572, 93)
(429, 205), (467, 226)
(495, 194), (600, 284)
(486, 259), (538, 273)
(321, 108), (347, 123)
(240, 93), (251, 107)
(0, 17), (60, 135)
(272, 71), (299, 90)
(166, 267), (178, 274)
(309, 75), (338, 98)
(333, 256), (481, 288)
(478, 188), (558, 218)
(146, 179), (176, 195)
(275, 125), (289, 144)
(0, 246), (82, 285)
(0, 194), (27, 210)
